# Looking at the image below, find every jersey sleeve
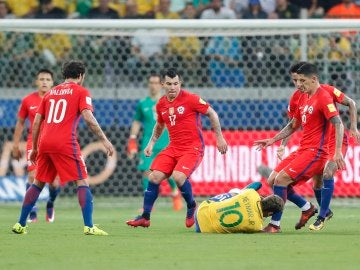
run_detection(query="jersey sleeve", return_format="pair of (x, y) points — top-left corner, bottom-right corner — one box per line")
(133, 101), (143, 122)
(287, 91), (300, 118)
(79, 88), (94, 112)
(37, 95), (46, 117)
(323, 85), (345, 104)
(319, 91), (339, 120)
(18, 98), (28, 119)
(155, 101), (164, 124)
(188, 93), (210, 114)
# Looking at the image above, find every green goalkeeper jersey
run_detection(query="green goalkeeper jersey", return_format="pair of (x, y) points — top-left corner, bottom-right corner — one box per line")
(134, 96), (169, 151)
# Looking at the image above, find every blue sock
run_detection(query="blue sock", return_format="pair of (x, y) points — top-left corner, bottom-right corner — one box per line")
(319, 179), (334, 218)
(19, 184), (42, 226)
(47, 187), (60, 208)
(26, 183), (31, 190)
(287, 185), (307, 208)
(142, 182), (159, 219)
(271, 185), (287, 222)
(77, 186), (93, 227)
(179, 179), (196, 209)
(313, 188), (322, 207)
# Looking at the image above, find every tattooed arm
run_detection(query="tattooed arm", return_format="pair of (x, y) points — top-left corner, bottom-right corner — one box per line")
(341, 95), (360, 143)
(329, 115), (345, 170)
(82, 109), (114, 156)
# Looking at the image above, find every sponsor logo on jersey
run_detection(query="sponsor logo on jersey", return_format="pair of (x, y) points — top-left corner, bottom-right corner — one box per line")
(333, 88), (341, 97)
(29, 106), (37, 110)
(86, 96), (92, 106)
(327, 104), (336, 113)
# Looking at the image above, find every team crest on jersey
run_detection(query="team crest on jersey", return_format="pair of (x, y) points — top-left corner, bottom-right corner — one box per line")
(327, 104), (336, 112)
(308, 106), (313, 114)
(169, 107), (175, 115)
(177, 106), (185, 114)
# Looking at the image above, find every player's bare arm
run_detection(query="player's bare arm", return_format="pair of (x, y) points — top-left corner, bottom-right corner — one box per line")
(29, 113), (44, 164)
(254, 119), (297, 150)
(144, 122), (165, 157)
(12, 117), (26, 160)
(277, 118), (294, 160)
(340, 95), (360, 143)
(81, 109), (114, 156)
(205, 107), (228, 154)
(329, 115), (345, 170)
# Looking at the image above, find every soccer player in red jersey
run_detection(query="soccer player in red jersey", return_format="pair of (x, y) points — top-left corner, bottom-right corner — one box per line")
(254, 63), (346, 233)
(263, 62), (360, 231)
(126, 68), (228, 228)
(12, 60), (115, 235)
(12, 69), (60, 223)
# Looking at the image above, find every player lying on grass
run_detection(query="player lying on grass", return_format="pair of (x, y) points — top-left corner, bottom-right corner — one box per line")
(194, 182), (284, 233)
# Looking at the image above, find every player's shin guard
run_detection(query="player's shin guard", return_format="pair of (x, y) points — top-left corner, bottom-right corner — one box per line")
(77, 186), (93, 227)
(271, 185), (287, 224)
(48, 186), (61, 206)
(319, 179), (334, 218)
(19, 184), (42, 226)
(287, 185), (307, 208)
(179, 179), (196, 209)
(142, 182), (159, 219)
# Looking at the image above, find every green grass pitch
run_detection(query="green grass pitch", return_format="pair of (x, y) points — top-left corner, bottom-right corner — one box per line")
(1, 197), (359, 270)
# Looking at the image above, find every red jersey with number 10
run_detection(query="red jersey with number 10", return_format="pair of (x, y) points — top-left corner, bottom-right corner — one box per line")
(37, 82), (93, 154)
(156, 90), (210, 151)
(294, 86), (339, 153)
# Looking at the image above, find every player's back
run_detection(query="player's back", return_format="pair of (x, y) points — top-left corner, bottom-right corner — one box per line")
(38, 81), (92, 154)
(196, 189), (263, 233)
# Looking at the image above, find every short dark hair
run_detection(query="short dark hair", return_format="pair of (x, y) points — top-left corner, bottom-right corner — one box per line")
(160, 68), (181, 81)
(260, 195), (284, 214)
(62, 60), (86, 80)
(296, 63), (318, 77)
(289, 61), (308, 74)
(36, 68), (54, 79)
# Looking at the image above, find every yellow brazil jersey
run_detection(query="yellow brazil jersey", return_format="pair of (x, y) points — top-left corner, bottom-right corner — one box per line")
(196, 189), (264, 233)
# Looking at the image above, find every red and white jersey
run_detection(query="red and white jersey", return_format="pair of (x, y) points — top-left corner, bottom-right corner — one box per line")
(294, 86), (339, 153)
(156, 89), (210, 151)
(37, 82), (93, 154)
(18, 91), (42, 147)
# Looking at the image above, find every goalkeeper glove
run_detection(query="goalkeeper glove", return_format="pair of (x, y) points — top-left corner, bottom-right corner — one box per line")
(127, 137), (138, 159)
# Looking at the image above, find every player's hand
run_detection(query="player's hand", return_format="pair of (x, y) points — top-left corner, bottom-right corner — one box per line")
(253, 138), (274, 151)
(11, 146), (22, 161)
(333, 152), (345, 170)
(277, 145), (285, 160)
(29, 149), (37, 165)
(349, 128), (360, 144)
(216, 136), (228, 154)
(103, 139), (115, 156)
(127, 138), (138, 159)
(144, 144), (153, 157)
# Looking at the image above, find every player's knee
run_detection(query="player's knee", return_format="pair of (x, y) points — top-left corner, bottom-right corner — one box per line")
(171, 171), (187, 186)
(148, 171), (164, 184)
(274, 173), (291, 186)
(267, 172), (277, 188)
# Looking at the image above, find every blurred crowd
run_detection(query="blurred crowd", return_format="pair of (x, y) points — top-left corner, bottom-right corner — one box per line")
(1, 0), (360, 20)
(0, 0), (359, 93)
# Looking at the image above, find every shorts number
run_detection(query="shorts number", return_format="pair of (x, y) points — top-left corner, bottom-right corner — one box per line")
(47, 99), (67, 123)
(169, 115), (176, 126)
(217, 201), (243, 228)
